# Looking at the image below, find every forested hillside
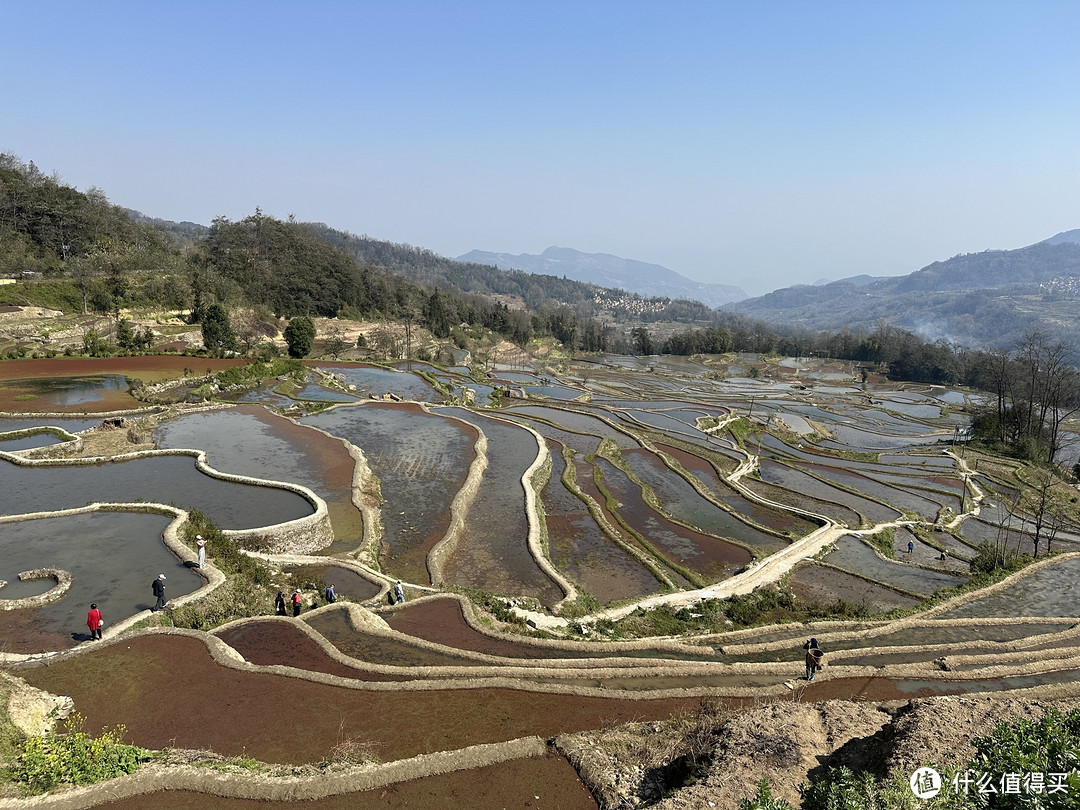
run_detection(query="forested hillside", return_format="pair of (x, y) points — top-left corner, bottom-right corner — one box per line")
(0, 155), (170, 276)
(301, 222), (718, 323)
(0, 155), (613, 351)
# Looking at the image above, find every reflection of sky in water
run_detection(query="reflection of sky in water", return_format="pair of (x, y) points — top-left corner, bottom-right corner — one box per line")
(294, 385), (359, 402)
(155, 408), (329, 495)
(873, 400), (941, 418)
(0, 511), (201, 637)
(828, 423), (943, 447)
(0, 455), (313, 530)
(331, 366), (437, 401)
(0, 417), (102, 433)
(939, 557), (1080, 618)
(0, 431), (64, 450)
(824, 536), (966, 596)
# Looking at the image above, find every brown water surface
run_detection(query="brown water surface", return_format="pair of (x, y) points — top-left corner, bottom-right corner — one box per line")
(15, 634), (701, 764)
(92, 754), (598, 810)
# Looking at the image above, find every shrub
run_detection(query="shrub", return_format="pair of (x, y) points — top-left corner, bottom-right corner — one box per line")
(795, 707), (1080, 810)
(10, 713), (153, 794)
(82, 329), (109, 357)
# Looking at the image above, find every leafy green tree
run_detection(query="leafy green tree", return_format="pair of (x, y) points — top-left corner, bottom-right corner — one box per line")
(82, 329), (109, 357)
(632, 327), (654, 355)
(201, 303), (237, 353)
(284, 315), (316, 358)
(116, 318), (135, 350)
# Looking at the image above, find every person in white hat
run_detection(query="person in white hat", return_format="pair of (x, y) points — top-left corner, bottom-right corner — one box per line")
(393, 580), (405, 604)
(196, 534), (206, 569)
(291, 588), (303, 617)
(152, 574), (167, 611)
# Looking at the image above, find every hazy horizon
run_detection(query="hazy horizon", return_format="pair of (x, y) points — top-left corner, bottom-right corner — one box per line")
(4, 2), (1077, 297)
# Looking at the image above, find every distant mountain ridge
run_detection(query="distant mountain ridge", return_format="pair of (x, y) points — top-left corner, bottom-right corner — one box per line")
(456, 246), (747, 307)
(726, 231), (1080, 349)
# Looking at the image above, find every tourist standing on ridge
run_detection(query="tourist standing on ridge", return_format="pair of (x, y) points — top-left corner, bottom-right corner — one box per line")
(152, 574), (167, 611)
(291, 589), (303, 617)
(196, 534), (206, 569)
(275, 591), (287, 615)
(393, 580), (405, 604)
(87, 603), (103, 640)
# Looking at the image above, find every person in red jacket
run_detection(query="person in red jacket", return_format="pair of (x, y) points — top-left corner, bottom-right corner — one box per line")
(291, 589), (303, 617)
(87, 603), (103, 641)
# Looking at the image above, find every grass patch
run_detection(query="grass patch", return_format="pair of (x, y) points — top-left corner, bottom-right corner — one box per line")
(594, 583), (875, 640)
(164, 510), (275, 631)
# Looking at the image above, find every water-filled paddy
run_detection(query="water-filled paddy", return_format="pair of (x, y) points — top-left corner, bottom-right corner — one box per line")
(594, 457), (751, 580)
(0, 416), (103, 433)
(155, 406), (363, 547)
(505, 405), (636, 447)
(0, 454), (313, 530)
(938, 557), (1080, 619)
(318, 363), (439, 402)
(301, 403), (475, 580)
(788, 563), (922, 613)
(0, 430), (65, 450)
(822, 536), (967, 596)
(542, 443), (662, 604)
(0, 374), (130, 408)
(0, 511), (200, 651)
(620, 449), (787, 552)
(757, 459), (900, 525)
(284, 564), (382, 601)
(437, 409), (563, 604)
(657, 444), (813, 536)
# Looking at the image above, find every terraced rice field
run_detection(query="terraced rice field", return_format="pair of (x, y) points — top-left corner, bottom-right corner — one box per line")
(3, 354), (1080, 807)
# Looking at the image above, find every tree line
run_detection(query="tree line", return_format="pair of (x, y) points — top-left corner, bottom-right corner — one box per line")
(656, 318), (1080, 464)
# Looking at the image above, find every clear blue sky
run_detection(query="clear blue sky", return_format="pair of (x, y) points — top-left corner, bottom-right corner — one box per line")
(3, 1), (1078, 295)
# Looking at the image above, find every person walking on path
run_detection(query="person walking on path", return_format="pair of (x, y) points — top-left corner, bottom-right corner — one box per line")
(152, 574), (167, 611)
(274, 591), (287, 615)
(907, 540), (915, 554)
(325, 584), (337, 604)
(196, 534), (206, 569)
(291, 589), (303, 617)
(803, 637), (824, 681)
(86, 603), (103, 640)
(393, 580), (405, 604)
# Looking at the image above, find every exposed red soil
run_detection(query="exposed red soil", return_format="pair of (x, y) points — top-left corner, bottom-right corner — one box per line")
(385, 597), (592, 660)
(214, 621), (406, 682)
(0, 356), (245, 382)
(0, 606), (75, 654)
(91, 754), (597, 809)
(15, 634), (701, 765)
